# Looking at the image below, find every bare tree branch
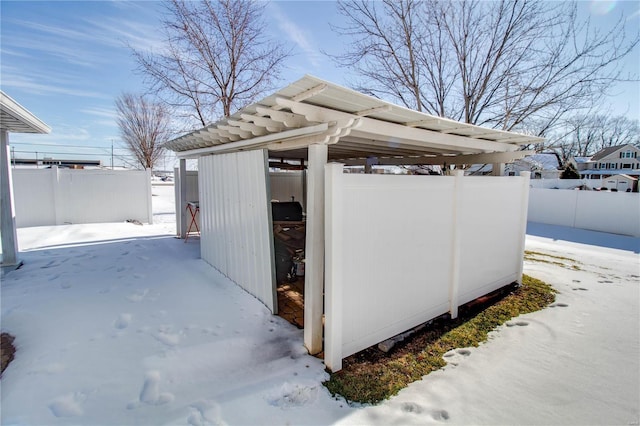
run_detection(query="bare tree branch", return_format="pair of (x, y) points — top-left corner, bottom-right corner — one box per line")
(116, 93), (171, 170)
(332, 0), (639, 133)
(132, 0), (291, 128)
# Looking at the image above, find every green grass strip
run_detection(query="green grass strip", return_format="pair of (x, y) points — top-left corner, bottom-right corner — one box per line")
(323, 274), (556, 404)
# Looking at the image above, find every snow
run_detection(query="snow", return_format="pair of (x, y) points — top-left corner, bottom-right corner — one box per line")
(2, 184), (638, 425)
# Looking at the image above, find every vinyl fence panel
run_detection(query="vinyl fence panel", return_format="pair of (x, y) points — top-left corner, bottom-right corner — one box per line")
(324, 165), (529, 371)
(529, 188), (640, 236)
(13, 167), (152, 227)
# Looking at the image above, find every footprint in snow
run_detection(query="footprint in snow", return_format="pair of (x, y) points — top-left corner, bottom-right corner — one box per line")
(429, 409), (450, 421)
(128, 371), (174, 409)
(506, 320), (529, 327)
(114, 314), (132, 330)
(127, 289), (149, 302)
(549, 302), (569, 308)
(572, 287), (588, 291)
(401, 402), (423, 414)
(267, 383), (319, 408)
(49, 392), (86, 417)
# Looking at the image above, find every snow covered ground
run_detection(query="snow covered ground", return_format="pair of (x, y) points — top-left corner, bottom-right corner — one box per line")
(1, 185), (638, 425)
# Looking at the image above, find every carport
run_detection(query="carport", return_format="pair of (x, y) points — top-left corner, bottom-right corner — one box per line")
(164, 76), (543, 371)
(1, 91), (51, 270)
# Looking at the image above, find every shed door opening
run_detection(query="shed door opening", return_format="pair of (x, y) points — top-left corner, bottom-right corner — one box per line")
(269, 166), (307, 328)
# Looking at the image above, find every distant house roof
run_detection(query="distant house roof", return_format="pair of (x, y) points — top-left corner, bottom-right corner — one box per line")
(0, 91), (51, 134)
(573, 156), (592, 164)
(164, 75), (543, 164)
(591, 144), (638, 161)
(521, 153), (562, 170)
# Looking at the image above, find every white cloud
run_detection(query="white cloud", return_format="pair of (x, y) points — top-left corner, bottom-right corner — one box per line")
(269, 4), (322, 68)
(1, 71), (108, 99)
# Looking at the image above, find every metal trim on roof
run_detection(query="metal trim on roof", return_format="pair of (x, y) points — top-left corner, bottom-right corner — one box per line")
(0, 91), (51, 134)
(164, 75), (544, 161)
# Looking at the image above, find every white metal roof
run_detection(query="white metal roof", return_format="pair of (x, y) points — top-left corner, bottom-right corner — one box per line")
(164, 75), (543, 164)
(0, 91), (51, 134)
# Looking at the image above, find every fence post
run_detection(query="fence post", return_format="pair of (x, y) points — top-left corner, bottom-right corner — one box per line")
(324, 162), (344, 372)
(179, 159), (187, 238)
(449, 170), (464, 319)
(145, 169), (153, 224)
(304, 144), (328, 355)
(516, 171), (531, 284)
(51, 165), (62, 225)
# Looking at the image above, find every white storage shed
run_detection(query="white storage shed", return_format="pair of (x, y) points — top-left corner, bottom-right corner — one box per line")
(164, 76), (543, 371)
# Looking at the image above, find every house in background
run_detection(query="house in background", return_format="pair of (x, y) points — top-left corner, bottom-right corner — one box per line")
(601, 174), (638, 192)
(576, 144), (640, 179)
(506, 153), (563, 179)
(465, 152), (562, 178)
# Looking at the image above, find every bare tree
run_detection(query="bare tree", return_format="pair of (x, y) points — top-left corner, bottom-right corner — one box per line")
(116, 93), (171, 170)
(547, 114), (639, 160)
(332, 0), (638, 133)
(132, 0), (290, 127)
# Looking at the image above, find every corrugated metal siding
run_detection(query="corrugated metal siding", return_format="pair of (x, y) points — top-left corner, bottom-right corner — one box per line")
(198, 150), (277, 312)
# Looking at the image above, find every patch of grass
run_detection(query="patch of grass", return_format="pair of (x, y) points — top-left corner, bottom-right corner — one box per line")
(524, 251), (582, 270)
(323, 275), (556, 404)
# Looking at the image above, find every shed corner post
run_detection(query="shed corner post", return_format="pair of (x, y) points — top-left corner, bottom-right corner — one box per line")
(324, 162), (344, 372)
(516, 171), (531, 284)
(0, 130), (19, 266)
(449, 169), (464, 319)
(179, 158), (188, 239)
(303, 144), (328, 356)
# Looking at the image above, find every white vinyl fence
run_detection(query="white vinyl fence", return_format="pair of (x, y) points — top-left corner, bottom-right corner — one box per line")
(324, 165), (530, 371)
(528, 188), (640, 237)
(13, 167), (152, 228)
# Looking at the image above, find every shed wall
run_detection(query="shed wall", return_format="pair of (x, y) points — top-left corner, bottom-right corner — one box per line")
(198, 150), (277, 312)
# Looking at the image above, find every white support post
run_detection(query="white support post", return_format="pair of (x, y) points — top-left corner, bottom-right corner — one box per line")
(324, 162), (344, 372)
(449, 170), (464, 319)
(303, 144), (327, 355)
(491, 163), (505, 176)
(1, 131), (19, 266)
(179, 159), (187, 238)
(516, 171), (531, 284)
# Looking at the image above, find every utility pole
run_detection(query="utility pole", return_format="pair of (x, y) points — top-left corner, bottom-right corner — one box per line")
(111, 140), (114, 170)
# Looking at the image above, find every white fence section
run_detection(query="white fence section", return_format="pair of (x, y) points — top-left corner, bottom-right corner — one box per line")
(270, 171), (305, 209)
(528, 188), (640, 237)
(198, 150), (277, 313)
(174, 170), (200, 236)
(324, 165), (530, 371)
(13, 167), (152, 228)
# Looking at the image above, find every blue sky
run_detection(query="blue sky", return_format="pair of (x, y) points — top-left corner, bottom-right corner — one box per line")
(1, 0), (638, 168)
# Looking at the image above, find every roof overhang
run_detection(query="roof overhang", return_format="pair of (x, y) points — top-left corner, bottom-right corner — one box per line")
(1, 91), (51, 134)
(164, 75), (544, 164)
